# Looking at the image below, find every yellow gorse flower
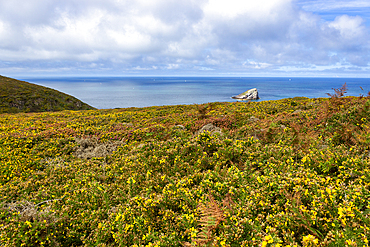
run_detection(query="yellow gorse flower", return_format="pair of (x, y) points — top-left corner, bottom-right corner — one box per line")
(302, 235), (318, 246)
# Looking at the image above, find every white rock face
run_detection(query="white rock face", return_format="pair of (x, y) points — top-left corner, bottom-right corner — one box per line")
(232, 88), (259, 100)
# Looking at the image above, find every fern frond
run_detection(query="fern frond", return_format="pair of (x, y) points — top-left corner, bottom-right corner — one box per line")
(184, 194), (226, 246)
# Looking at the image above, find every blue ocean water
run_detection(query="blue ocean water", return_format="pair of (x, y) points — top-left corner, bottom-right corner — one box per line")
(24, 77), (370, 109)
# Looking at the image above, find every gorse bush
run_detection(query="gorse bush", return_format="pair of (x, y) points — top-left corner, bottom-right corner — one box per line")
(1, 86), (370, 246)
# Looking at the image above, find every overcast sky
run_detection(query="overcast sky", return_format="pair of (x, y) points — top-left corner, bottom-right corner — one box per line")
(1, 0), (370, 77)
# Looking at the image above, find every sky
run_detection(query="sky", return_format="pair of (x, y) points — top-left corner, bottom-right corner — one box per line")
(0, 0), (370, 77)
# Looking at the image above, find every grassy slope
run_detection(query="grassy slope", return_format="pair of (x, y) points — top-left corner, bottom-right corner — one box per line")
(0, 75), (95, 113)
(0, 93), (370, 246)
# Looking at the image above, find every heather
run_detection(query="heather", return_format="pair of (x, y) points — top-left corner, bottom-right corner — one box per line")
(0, 86), (370, 246)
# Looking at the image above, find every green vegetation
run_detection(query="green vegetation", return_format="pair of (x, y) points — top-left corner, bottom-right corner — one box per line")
(0, 85), (370, 246)
(0, 75), (94, 113)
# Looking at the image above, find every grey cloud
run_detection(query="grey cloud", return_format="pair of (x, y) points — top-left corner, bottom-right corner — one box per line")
(0, 0), (370, 76)
(0, 0), (58, 26)
(144, 0), (206, 24)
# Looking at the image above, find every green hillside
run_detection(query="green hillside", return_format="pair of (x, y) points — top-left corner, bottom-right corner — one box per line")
(0, 75), (95, 113)
(0, 85), (370, 246)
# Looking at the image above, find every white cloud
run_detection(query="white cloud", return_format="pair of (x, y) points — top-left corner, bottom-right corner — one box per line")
(243, 60), (271, 69)
(133, 66), (154, 71)
(0, 0), (369, 75)
(0, 20), (5, 37)
(204, 0), (291, 19)
(166, 64), (180, 69)
(24, 9), (105, 52)
(297, 0), (370, 12)
(106, 28), (152, 52)
(196, 66), (214, 71)
(328, 15), (365, 39)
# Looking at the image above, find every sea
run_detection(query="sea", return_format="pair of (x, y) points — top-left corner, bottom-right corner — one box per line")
(22, 77), (370, 109)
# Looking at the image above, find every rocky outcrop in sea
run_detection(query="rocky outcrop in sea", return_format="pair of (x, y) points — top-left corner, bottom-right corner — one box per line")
(232, 88), (259, 100)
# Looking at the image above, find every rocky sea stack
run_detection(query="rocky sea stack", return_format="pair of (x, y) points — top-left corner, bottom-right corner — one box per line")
(232, 88), (259, 100)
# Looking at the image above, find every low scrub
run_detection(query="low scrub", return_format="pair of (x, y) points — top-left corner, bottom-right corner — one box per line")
(0, 85), (370, 246)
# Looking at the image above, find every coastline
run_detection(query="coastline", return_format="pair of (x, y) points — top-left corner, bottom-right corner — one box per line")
(17, 76), (370, 109)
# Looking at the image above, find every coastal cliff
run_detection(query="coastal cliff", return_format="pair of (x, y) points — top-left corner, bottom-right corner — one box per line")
(0, 75), (95, 113)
